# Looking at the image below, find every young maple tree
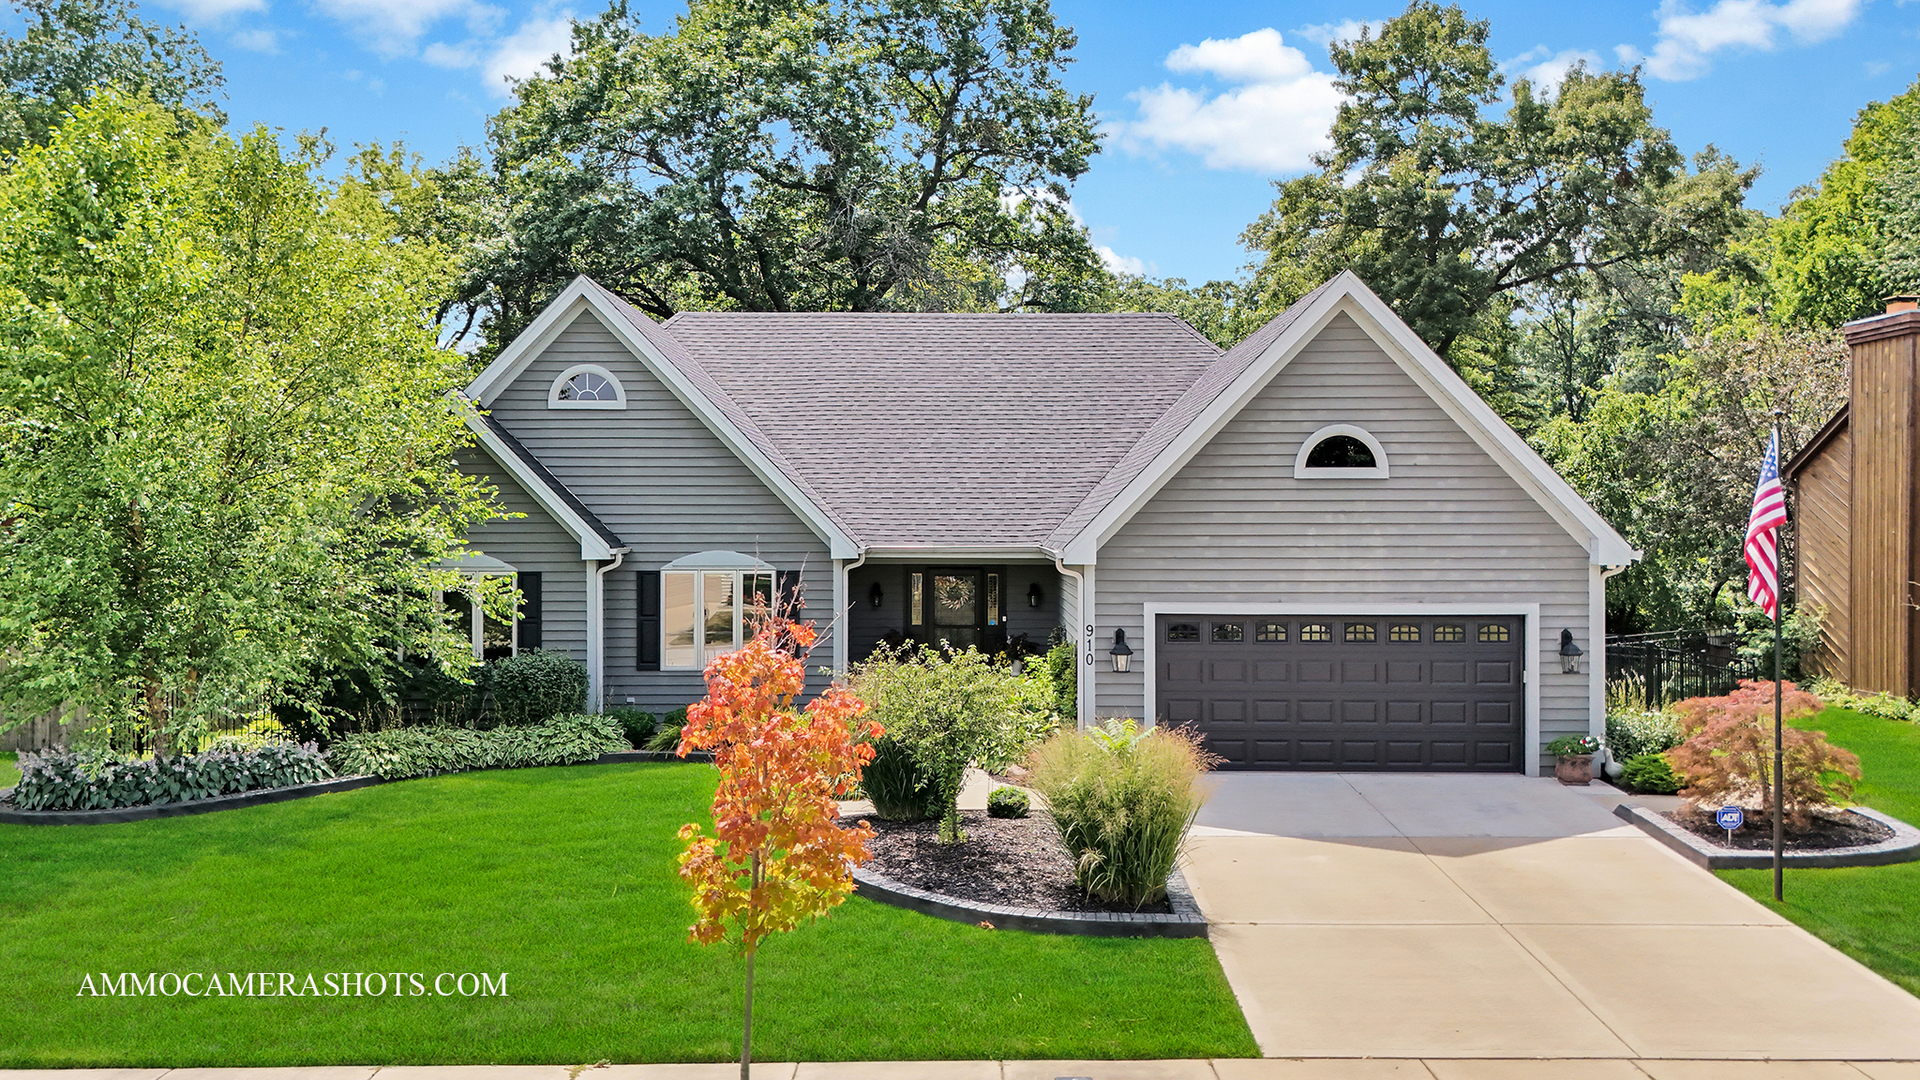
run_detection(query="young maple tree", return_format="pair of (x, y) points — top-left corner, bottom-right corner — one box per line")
(1667, 680), (1860, 827)
(675, 615), (878, 1080)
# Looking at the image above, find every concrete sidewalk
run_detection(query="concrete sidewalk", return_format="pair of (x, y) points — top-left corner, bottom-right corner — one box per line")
(9, 1059), (1920, 1079)
(1183, 774), (1920, 1062)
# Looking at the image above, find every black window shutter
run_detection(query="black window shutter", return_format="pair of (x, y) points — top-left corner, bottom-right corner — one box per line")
(517, 572), (542, 650)
(637, 571), (661, 670)
(774, 569), (802, 620)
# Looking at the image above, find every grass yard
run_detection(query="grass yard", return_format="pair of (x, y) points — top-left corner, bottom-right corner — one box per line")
(1, 751), (17, 789)
(1718, 707), (1920, 997)
(0, 762), (1256, 1067)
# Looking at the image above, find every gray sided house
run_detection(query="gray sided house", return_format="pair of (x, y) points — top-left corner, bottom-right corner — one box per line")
(453, 272), (1638, 775)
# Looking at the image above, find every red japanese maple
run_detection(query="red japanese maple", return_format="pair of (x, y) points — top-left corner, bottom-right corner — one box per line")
(676, 615), (878, 1079)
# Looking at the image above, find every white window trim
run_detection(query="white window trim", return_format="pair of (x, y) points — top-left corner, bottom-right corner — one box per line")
(548, 363), (628, 410)
(438, 571), (520, 661)
(660, 553), (777, 671)
(1294, 423), (1390, 479)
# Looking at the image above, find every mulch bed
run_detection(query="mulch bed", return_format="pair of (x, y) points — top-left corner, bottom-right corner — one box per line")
(1666, 806), (1895, 851)
(851, 809), (1175, 915)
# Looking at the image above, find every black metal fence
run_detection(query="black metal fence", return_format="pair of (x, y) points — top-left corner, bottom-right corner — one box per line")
(1605, 630), (1762, 707)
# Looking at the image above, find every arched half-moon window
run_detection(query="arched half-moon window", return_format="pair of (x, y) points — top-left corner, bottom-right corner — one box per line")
(549, 364), (627, 409)
(1294, 424), (1389, 479)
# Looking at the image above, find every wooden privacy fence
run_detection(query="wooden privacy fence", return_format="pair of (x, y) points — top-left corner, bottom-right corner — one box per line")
(1605, 631), (1762, 707)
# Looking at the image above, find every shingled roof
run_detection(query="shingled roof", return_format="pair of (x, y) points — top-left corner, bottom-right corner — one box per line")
(659, 309), (1225, 547)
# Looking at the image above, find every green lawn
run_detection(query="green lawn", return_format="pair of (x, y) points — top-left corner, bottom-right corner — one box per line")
(0, 762), (1255, 1066)
(1717, 707), (1920, 997)
(0, 751), (17, 790)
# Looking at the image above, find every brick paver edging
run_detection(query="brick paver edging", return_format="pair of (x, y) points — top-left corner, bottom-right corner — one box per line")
(850, 862), (1209, 938)
(1615, 802), (1920, 869)
(0, 775), (388, 826)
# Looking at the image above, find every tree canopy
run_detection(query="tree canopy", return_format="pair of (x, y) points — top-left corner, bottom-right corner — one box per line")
(0, 0), (222, 155)
(409, 0), (1105, 355)
(0, 96), (496, 750)
(1239, 1), (1752, 363)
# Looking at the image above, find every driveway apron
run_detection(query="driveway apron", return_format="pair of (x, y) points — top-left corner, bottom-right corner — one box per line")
(1182, 773), (1920, 1060)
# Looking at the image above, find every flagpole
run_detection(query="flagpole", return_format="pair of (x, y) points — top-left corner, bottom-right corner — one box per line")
(1773, 410), (1786, 903)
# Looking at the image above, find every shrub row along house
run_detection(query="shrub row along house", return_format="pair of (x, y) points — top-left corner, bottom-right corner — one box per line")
(453, 271), (1638, 774)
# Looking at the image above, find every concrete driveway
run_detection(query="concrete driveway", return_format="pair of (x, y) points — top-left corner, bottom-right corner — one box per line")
(1182, 773), (1920, 1061)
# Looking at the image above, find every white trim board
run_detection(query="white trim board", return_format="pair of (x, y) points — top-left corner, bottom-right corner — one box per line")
(1063, 273), (1639, 567)
(466, 278), (858, 559)
(1138, 601), (1544, 778)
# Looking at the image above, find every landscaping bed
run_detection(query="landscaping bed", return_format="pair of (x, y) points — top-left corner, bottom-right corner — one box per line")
(1670, 805), (1895, 850)
(853, 810), (1173, 915)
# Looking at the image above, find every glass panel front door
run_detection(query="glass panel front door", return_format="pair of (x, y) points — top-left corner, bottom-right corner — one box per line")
(930, 571), (981, 650)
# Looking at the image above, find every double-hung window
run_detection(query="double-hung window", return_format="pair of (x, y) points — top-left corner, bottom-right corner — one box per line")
(660, 553), (776, 669)
(436, 554), (541, 661)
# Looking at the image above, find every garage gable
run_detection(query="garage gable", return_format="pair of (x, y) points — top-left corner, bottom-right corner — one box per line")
(1058, 272), (1637, 567)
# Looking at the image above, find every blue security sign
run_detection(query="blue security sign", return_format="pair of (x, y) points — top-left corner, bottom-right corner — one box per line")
(1716, 806), (1745, 831)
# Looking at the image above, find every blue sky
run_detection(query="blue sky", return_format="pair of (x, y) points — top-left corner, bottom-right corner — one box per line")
(123, 0), (1920, 283)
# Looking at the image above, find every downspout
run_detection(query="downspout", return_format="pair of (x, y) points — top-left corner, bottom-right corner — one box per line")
(1053, 554), (1087, 728)
(1592, 562), (1630, 754)
(591, 550), (626, 713)
(837, 550), (867, 674)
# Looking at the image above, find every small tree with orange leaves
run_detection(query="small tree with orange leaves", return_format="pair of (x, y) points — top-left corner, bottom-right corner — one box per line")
(1667, 679), (1860, 828)
(675, 615), (878, 1080)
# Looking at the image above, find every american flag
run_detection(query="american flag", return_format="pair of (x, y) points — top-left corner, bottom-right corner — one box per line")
(1745, 429), (1789, 621)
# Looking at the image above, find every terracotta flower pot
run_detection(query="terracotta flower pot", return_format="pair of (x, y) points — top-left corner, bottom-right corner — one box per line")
(1555, 753), (1594, 786)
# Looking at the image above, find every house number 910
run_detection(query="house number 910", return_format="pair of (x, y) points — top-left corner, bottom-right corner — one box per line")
(1084, 623), (1094, 665)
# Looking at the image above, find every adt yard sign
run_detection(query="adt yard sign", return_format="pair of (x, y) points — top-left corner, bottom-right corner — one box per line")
(1717, 806), (1745, 830)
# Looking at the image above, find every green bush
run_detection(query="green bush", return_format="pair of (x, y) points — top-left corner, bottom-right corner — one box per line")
(484, 649), (588, 727)
(1606, 709), (1684, 760)
(1622, 752), (1684, 795)
(1808, 677), (1920, 723)
(1030, 635), (1077, 722)
(986, 786), (1030, 819)
(850, 644), (1039, 842)
(862, 737), (934, 819)
(1027, 719), (1216, 909)
(642, 707), (689, 752)
(326, 713), (627, 780)
(9, 741), (334, 812)
(606, 707), (656, 748)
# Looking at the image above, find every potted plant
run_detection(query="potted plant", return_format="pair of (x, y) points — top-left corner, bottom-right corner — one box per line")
(1547, 734), (1601, 786)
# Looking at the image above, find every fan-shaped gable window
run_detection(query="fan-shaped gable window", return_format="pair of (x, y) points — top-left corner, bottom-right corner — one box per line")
(1294, 424), (1389, 479)
(548, 364), (627, 409)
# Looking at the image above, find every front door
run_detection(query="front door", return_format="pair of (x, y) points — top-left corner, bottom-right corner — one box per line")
(928, 568), (982, 651)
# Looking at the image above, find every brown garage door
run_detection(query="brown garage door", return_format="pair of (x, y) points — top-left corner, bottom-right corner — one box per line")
(1156, 615), (1524, 771)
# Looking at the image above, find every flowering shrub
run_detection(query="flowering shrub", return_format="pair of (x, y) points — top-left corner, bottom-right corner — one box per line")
(1547, 734), (1601, 757)
(1667, 680), (1859, 826)
(10, 741), (333, 811)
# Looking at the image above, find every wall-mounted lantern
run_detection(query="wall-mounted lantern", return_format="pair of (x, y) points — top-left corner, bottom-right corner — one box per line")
(869, 581), (885, 609)
(1110, 628), (1134, 673)
(1559, 629), (1583, 675)
(1028, 582), (1044, 608)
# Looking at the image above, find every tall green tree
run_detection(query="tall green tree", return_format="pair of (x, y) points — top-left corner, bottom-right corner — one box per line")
(0, 96), (497, 752)
(1770, 76), (1920, 327)
(1241, 1), (1752, 363)
(414, 0), (1104, 354)
(0, 0), (222, 156)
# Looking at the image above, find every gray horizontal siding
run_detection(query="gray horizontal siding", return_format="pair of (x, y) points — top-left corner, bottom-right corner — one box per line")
(487, 311), (835, 713)
(1093, 313), (1592, 767)
(459, 451), (589, 662)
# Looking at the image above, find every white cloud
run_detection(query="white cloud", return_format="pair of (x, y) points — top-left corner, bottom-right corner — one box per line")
(1504, 46), (1604, 92)
(422, 40), (480, 68)
(481, 12), (575, 95)
(1097, 245), (1149, 277)
(157, 0), (265, 23)
(1630, 0), (1863, 80)
(1115, 28), (1342, 173)
(229, 27), (279, 52)
(313, 0), (480, 56)
(1294, 19), (1384, 47)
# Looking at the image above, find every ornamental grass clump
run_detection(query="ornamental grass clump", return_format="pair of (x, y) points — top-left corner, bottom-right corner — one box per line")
(1667, 680), (1860, 828)
(1027, 719), (1218, 909)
